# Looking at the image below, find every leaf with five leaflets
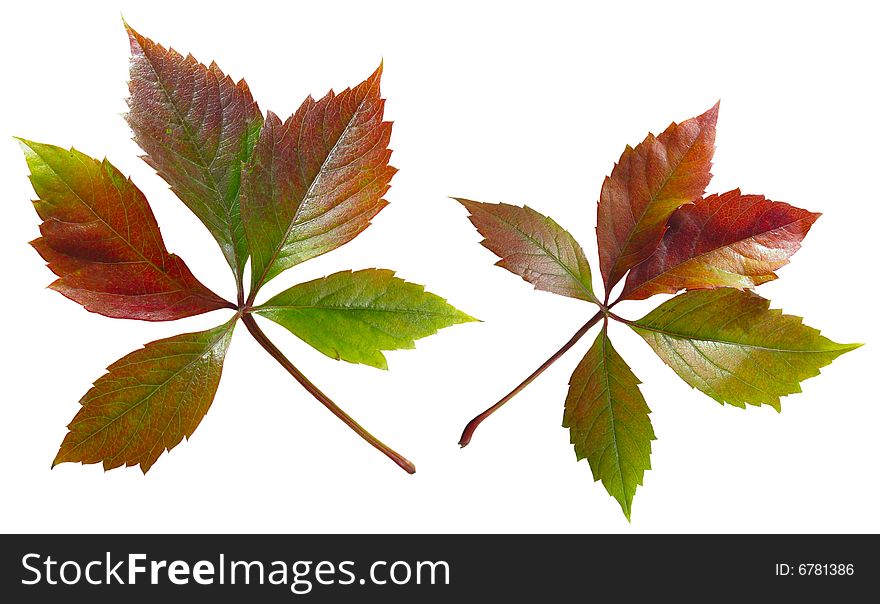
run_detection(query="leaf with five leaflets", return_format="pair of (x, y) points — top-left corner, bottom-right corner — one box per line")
(20, 139), (231, 321)
(255, 269), (476, 370)
(454, 199), (598, 303)
(597, 103), (718, 291)
(20, 24), (474, 475)
(621, 190), (819, 301)
(563, 324), (654, 520)
(53, 320), (236, 473)
(628, 289), (860, 410)
(455, 103), (860, 519)
(242, 65), (395, 294)
(125, 24), (263, 285)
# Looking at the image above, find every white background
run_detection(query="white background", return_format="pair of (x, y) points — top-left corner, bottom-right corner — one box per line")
(1, 1), (877, 533)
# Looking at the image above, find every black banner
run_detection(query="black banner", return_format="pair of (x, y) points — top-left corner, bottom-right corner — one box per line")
(1, 534), (875, 601)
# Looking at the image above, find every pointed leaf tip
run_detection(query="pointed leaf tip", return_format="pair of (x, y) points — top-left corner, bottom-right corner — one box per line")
(370, 60), (384, 83)
(702, 100), (720, 123)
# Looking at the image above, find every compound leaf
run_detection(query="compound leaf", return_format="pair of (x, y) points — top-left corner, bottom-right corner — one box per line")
(242, 65), (395, 293)
(53, 319), (236, 473)
(255, 269), (476, 369)
(19, 139), (231, 321)
(598, 104), (718, 291)
(453, 100), (860, 519)
(20, 26), (474, 478)
(622, 190), (819, 300)
(455, 199), (598, 303)
(629, 289), (860, 410)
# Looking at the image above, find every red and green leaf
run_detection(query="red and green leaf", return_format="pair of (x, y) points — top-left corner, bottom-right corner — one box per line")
(597, 104), (718, 291)
(125, 24), (263, 285)
(455, 199), (598, 303)
(20, 139), (231, 321)
(455, 101), (859, 520)
(242, 65), (395, 294)
(622, 190), (819, 300)
(20, 25), (478, 476)
(628, 289), (860, 410)
(563, 324), (654, 520)
(53, 320), (236, 473)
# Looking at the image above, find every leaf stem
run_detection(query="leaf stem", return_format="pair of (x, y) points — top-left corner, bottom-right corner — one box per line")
(240, 313), (416, 474)
(245, 287), (258, 309)
(236, 282), (245, 309)
(609, 290), (628, 307)
(459, 308), (606, 447)
(606, 310), (630, 324)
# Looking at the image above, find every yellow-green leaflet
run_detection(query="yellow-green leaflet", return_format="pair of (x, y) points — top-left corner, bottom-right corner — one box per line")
(255, 269), (477, 370)
(629, 289), (860, 410)
(563, 324), (654, 520)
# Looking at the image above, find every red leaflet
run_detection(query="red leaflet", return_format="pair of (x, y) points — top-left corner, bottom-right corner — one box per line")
(622, 190), (819, 300)
(126, 24), (263, 284)
(21, 140), (232, 320)
(597, 104), (718, 292)
(242, 64), (396, 292)
(454, 199), (598, 302)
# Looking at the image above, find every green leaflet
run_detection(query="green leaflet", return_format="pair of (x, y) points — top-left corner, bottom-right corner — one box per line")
(255, 269), (476, 369)
(563, 324), (654, 520)
(629, 289), (861, 410)
(54, 319), (236, 473)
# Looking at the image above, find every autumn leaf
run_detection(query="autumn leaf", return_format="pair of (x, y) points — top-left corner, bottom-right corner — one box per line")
(19, 139), (232, 321)
(255, 269), (477, 370)
(627, 289), (860, 410)
(456, 103), (859, 519)
(563, 324), (654, 520)
(241, 64), (395, 296)
(454, 199), (598, 303)
(20, 24), (473, 475)
(597, 103), (718, 292)
(125, 23), (263, 288)
(621, 190), (819, 301)
(54, 320), (236, 473)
